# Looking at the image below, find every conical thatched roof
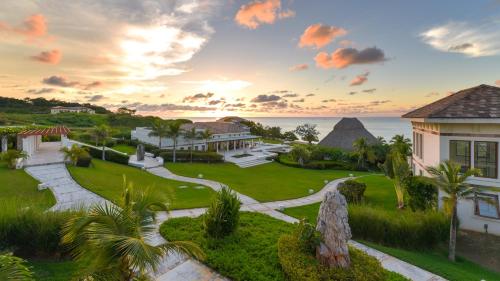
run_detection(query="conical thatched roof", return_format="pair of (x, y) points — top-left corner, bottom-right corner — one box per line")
(318, 118), (378, 151)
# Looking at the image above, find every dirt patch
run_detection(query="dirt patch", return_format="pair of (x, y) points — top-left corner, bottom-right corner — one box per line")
(457, 230), (500, 273)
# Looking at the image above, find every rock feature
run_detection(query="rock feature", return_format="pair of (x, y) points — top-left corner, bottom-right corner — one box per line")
(136, 144), (145, 161)
(316, 190), (352, 268)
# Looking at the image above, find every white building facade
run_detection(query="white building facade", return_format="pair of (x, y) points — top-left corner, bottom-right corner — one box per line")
(131, 122), (260, 152)
(51, 106), (95, 114)
(403, 85), (500, 235)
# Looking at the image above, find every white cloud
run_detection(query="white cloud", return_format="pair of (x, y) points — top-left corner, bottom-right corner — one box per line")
(421, 21), (500, 57)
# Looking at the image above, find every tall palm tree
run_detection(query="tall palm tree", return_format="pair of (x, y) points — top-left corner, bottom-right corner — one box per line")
(166, 122), (182, 163)
(353, 137), (375, 170)
(390, 134), (412, 156)
(62, 181), (203, 280)
(427, 160), (480, 262)
(148, 120), (170, 149)
(92, 125), (110, 160)
(60, 144), (89, 166)
(183, 127), (199, 163)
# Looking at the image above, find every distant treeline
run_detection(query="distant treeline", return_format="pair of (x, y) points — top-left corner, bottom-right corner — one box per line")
(0, 97), (110, 114)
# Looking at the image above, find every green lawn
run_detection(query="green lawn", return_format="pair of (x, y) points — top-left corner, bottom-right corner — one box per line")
(166, 162), (370, 202)
(261, 138), (283, 144)
(111, 144), (136, 155)
(0, 163), (55, 210)
(30, 259), (78, 281)
(68, 159), (215, 210)
(161, 212), (406, 281)
(357, 174), (398, 211)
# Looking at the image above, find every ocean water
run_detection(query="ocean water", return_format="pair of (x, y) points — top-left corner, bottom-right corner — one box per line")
(186, 117), (412, 142)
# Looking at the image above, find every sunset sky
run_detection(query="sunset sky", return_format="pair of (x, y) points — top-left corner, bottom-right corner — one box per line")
(0, 0), (499, 117)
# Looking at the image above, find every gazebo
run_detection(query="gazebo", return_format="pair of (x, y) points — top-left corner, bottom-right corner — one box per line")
(17, 126), (70, 157)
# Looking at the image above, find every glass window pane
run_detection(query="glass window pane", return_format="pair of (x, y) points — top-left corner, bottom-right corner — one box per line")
(450, 140), (470, 172)
(476, 194), (500, 219)
(474, 142), (498, 178)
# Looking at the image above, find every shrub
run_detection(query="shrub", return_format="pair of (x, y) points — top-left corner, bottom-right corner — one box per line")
(88, 147), (129, 165)
(348, 205), (448, 249)
(276, 155), (355, 171)
(203, 187), (241, 239)
(0, 149), (27, 169)
(289, 145), (312, 165)
(338, 180), (366, 204)
(293, 219), (320, 254)
(76, 155), (92, 167)
(406, 176), (438, 211)
(278, 234), (386, 281)
(158, 151), (223, 163)
(0, 206), (78, 258)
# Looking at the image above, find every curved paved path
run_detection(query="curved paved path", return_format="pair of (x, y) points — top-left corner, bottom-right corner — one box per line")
(147, 164), (447, 281)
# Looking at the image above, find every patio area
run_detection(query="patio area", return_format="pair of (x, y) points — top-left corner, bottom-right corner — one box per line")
(24, 141), (65, 167)
(222, 143), (291, 168)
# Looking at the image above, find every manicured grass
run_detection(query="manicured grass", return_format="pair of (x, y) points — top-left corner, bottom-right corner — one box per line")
(161, 212), (406, 281)
(282, 202), (320, 223)
(357, 174), (398, 211)
(166, 162), (370, 202)
(360, 241), (500, 281)
(68, 159), (215, 210)
(30, 259), (78, 281)
(0, 163), (55, 210)
(261, 138), (283, 144)
(111, 144), (136, 155)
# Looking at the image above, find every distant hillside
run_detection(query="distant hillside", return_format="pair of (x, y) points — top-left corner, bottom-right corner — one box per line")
(0, 97), (110, 114)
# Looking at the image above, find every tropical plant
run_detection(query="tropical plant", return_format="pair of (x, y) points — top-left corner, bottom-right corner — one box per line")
(294, 124), (319, 145)
(60, 144), (89, 166)
(0, 150), (27, 169)
(427, 160), (481, 261)
(203, 186), (241, 239)
(62, 180), (203, 280)
(352, 137), (375, 170)
(406, 176), (438, 211)
(92, 124), (110, 160)
(0, 252), (34, 281)
(199, 129), (213, 155)
(391, 150), (411, 209)
(183, 127), (200, 163)
(390, 134), (412, 156)
(166, 122), (182, 163)
(289, 145), (311, 166)
(283, 131), (298, 142)
(148, 120), (170, 148)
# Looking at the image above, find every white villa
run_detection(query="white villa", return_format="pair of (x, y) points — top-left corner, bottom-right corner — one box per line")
(131, 121), (261, 152)
(403, 84), (500, 235)
(51, 106), (95, 114)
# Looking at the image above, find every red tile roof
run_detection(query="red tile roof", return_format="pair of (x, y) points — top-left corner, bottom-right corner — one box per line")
(18, 126), (70, 136)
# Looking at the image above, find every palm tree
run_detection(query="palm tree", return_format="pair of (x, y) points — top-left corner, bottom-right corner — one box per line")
(0, 252), (34, 280)
(427, 160), (480, 262)
(391, 150), (411, 209)
(60, 144), (89, 166)
(62, 181), (203, 280)
(353, 137), (375, 170)
(183, 127), (200, 163)
(199, 129), (213, 152)
(92, 125), (110, 160)
(148, 120), (170, 149)
(166, 122), (182, 163)
(390, 134), (412, 156)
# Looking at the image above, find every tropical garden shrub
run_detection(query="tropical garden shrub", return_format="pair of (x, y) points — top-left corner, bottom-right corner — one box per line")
(76, 155), (92, 167)
(0, 252), (34, 280)
(348, 205), (448, 249)
(60, 144), (89, 166)
(289, 145), (312, 165)
(293, 219), (320, 254)
(158, 151), (223, 163)
(88, 147), (129, 165)
(0, 150), (27, 169)
(203, 187), (241, 239)
(276, 155), (355, 170)
(278, 234), (387, 281)
(405, 176), (438, 211)
(337, 180), (367, 204)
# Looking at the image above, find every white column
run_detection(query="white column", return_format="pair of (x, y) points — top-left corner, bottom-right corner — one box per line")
(234, 140), (236, 151)
(216, 142), (219, 152)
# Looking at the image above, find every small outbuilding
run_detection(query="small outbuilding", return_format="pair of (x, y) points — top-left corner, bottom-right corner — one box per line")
(318, 118), (378, 151)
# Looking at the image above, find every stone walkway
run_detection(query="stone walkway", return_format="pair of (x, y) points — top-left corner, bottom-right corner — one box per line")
(25, 164), (109, 211)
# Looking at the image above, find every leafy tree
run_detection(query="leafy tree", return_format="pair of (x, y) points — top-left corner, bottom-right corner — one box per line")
(116, 107), (136, 115)
(148, 120), (169, 148)
(166, 122), (182, 163)
(406, 176), (438, 211)
(203, 186), (241, 239)
(294, 124), (319, 144)
(0, 150), (27, 169)
(0, 252), (34, 281)
(62, 181), (203, 280)
(353, 137), (375, 170)
(92, 124), (110, 160)
(60, 144), (89, 166)
(282, 131), (298, 142)
(289, 145), (311, 166)
(427, 161), (480, 261)
(183, 127), (200, 163)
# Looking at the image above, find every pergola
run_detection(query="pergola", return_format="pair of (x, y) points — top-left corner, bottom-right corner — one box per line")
(17, 126), (70, 156)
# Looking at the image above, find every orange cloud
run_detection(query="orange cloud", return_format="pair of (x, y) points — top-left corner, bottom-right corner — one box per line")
(289, 63), (308, 72)
(235, 0), (293, 29)
(315, 47), (386, 69)
(350, 72), (369, 86)
(0, 14), (48, 41)
(299, 24), (346, 49)
(30, 49), (61, 64)
(496, 80), (500, 86)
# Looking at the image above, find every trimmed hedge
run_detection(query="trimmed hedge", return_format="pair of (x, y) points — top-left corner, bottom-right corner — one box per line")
(348, 205), (448, 249)
(76, 155), (91, 167)
(88, 146), (129, 165)
(406, 176), (438, 212)
(158, 150), (223, 163)
(276, 154), (355, 170)
(278, 234), (388, 281)
(338, 180), (366, 204)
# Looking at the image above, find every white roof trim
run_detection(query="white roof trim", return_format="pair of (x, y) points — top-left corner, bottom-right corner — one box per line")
(408, 118), (500, 124)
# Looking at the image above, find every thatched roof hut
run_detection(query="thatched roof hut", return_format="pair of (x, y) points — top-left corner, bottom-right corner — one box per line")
(318, 118), (378, 151)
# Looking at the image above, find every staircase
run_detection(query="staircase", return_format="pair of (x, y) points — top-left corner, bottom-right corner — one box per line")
(235, 157), (272, 168)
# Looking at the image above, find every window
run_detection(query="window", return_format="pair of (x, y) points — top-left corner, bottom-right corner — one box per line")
(449, 140), (471, 172)
(413, 132), (423, 159)
(474, 141), (498, 178)
(475, 193), (500, 219)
